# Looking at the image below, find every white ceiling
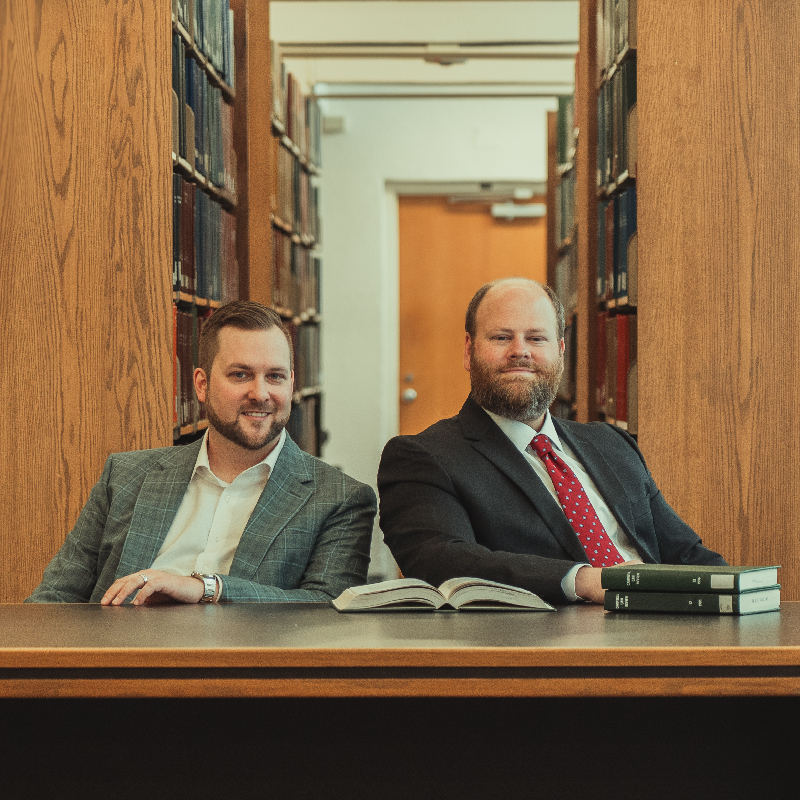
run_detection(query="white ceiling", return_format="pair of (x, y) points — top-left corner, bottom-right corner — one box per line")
(270, 1), (579, 98)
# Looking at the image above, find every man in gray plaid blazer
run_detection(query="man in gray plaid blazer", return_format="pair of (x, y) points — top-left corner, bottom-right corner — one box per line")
(27, 302), (375, 604)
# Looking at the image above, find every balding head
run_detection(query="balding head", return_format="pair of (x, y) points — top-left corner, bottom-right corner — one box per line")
(465, 278), (565, 342)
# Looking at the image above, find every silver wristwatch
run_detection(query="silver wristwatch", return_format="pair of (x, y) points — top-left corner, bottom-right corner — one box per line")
(191, 572), (218, 603)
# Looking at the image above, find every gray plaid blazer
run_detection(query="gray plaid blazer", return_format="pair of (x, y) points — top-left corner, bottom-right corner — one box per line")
(26, 435), (376, 603)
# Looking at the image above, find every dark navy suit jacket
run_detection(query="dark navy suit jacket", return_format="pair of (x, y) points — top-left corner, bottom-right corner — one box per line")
(378, 396), (726, 604)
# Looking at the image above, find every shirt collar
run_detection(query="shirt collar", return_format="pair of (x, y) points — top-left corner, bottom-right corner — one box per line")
(192, 427), (288, 485)
(482, 408), (565, 454)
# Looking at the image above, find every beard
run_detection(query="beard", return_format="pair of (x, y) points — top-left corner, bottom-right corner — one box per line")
(204, 393), (291, 452)
(470, 353), (563, 423)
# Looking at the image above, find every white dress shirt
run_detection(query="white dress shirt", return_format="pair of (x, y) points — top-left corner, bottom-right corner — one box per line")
(484, 409), (642, 600)
(150, 428), (287, 576)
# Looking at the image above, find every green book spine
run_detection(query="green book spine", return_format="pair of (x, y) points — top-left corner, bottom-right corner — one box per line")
(604, 588), (780, 615)
(601, 565), (779, 593)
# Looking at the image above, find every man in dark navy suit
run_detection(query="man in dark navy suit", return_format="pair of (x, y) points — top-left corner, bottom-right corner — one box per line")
(378, 278), (725, 605)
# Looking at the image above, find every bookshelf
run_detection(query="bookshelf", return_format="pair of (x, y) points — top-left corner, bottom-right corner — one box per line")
(171, 2), (238, 440)
(548, 93), (578, 421)
(3, 0), (173, 603)
(553, 0), (800, 599)
(270, 44), (324, 457)
(549, 5), (636, 431)
(172, 6), (324, 454)
(1, 0), (326, 601)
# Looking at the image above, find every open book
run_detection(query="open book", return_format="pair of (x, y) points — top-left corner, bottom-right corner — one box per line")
(332, 577), (556, 612)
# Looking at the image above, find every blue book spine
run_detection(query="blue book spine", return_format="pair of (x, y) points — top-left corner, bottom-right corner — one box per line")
(616, 189), (629, 299)
(598, 200), (608, 299)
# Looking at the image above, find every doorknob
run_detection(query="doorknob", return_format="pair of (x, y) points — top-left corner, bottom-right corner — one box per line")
(402, 388), (418, 403)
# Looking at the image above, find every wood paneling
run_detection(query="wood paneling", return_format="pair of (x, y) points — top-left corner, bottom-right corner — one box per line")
(638, 1), (800, 596)
(0, 1), (172, 602)
(575, 0), (599, 422)
(231, 0), (272, 304)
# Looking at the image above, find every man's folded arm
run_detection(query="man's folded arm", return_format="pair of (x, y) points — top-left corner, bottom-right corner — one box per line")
(379, 437), (580, 605)
(219, 481), (377, 602)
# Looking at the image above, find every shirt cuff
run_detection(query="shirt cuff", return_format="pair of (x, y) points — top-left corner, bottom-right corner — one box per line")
(561, 563), (589, 602)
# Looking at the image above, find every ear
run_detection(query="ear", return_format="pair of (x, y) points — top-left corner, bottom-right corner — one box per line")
(464, 333), (473, 372)
(559, 338), (565, 356)
(193, 367), (208, 403)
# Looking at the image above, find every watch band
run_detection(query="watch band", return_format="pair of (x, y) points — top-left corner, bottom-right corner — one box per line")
(191, 572), (218, 603)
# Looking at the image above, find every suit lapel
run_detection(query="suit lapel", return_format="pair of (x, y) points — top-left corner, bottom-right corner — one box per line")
(552, 418), (648, 556)
(460, 398), (588, 561)
(229, 435), (314, 580)
(117, 440), (203, 576)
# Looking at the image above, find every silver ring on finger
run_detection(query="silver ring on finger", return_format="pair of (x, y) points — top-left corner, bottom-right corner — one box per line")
(140, 574), (148, 587)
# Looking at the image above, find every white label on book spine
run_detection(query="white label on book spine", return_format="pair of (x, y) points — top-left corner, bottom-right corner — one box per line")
(710, 574), (735, 590)
(718, 595), (733, 614)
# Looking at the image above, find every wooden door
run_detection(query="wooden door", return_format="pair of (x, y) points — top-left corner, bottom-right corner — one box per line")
(398, 195), (548, 435)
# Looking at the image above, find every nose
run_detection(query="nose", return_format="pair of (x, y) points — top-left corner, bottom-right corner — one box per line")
(508, 334), (531, 359)
(248, 377), (270, 402)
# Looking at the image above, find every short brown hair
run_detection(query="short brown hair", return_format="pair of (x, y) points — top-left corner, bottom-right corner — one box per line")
(465, 278), (565, 341)
(198, 301), (293, 375)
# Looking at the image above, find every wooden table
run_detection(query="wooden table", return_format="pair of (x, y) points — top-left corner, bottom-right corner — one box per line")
(1, 603), (798, 797)
(1, 601), (798, 698)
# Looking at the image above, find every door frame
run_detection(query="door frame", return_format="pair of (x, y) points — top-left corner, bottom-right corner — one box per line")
(385, 179), (547, 436)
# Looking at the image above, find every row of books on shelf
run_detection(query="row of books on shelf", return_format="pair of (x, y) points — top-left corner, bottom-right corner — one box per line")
(173, 306), (210, 430)
(275, 143), (320, 241)
(597, 59), (636, 190)
(554, 237), (578, 320)
(598, 185), (637, 304)
(288, 395), (321, 458)
(172, 33), (236, 194)
(556, 320), (577, 405)
(603, 564), (780, 616)
(271, 43), (322, 168)
(597, 0), (637, 77)
(554, 166), (576, 249)
(556, 94), (576, 167)
(173, 174), (239, 303)
(597, 311), (636, 432)
(272, 229), (321, 316)
(287, 321), (321, 393)
(172, 0), (235, 88)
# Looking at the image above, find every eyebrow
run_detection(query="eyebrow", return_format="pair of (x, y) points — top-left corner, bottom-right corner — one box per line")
(488, 327), (550, 334)
(226, 363), (289, 373)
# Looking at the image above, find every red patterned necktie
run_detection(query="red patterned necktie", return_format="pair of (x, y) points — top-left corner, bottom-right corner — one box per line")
(530, 434), (624, 567)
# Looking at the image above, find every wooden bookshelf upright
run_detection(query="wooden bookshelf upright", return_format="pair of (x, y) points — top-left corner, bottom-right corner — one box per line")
(2, 0), (173, 603)
(1, 0), (311, 601)
(555, 0), (800, 599)
(231, 0), (272, 307)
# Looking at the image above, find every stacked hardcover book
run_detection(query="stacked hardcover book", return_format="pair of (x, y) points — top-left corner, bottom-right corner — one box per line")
(602, 565), (781, 615)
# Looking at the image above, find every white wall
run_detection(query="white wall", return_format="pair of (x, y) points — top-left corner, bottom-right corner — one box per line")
(271, 1), (579, 44)
(316, 96), (556, 577)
